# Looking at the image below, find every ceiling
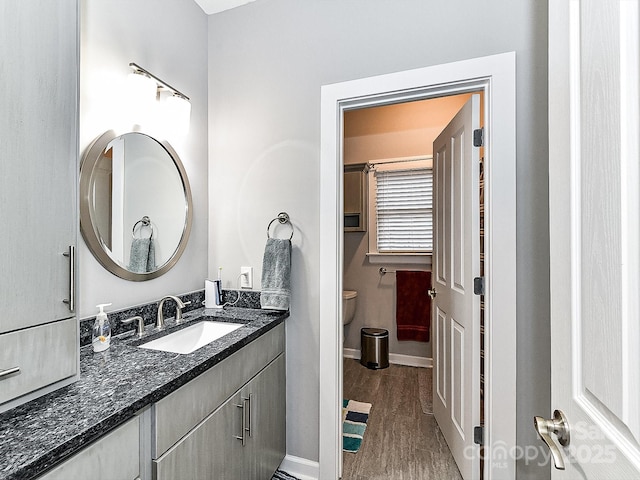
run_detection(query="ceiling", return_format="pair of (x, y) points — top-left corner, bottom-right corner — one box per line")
(193, 0), (256, 14)
(344, 94), (474, 137)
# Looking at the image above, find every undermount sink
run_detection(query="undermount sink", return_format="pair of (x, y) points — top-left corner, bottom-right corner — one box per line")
(139, 321), (244, 355)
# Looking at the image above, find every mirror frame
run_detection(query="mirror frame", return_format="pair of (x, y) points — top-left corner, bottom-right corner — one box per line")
(80, 130), (193, 281)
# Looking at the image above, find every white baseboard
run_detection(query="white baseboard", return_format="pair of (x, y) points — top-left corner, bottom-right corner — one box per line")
(390, 353), (432, 368)
(278, 454), (319, 480)
(343, 347), (360, 360)
(343, 348), (432, 368)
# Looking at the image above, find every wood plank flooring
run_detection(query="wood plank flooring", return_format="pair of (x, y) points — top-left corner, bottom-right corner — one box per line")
(342, 359), (463, 480)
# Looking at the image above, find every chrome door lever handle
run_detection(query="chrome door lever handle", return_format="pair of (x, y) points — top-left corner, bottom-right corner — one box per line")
(428, 288), (437, 299)
(534, 409), (570, 470)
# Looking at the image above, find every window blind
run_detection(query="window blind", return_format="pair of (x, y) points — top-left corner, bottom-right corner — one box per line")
(375, 167), (433, 252)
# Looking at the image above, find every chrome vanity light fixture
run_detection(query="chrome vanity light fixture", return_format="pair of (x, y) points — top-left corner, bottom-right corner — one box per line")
(128, 62), (190, 101)
(127, 62), (191, 138)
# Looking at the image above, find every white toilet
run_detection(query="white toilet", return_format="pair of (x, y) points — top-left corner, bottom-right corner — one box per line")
(342, 290), (358, 325)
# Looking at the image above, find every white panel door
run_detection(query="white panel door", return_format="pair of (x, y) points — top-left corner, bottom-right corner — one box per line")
(433, 95), (481, 480)
(546, 0), (640, 477)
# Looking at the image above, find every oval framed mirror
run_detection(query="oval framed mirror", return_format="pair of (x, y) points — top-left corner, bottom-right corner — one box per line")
(80, 130), (193, 281)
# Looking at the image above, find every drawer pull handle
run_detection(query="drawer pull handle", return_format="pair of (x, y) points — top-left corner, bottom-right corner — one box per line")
(62, 245), (75, 312)
(234, 397), (250, 446)
(247, 393), (253, 438)
(0, 367), (20, 379)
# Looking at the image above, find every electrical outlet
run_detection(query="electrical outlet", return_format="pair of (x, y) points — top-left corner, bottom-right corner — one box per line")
(240, 266), (253, 289)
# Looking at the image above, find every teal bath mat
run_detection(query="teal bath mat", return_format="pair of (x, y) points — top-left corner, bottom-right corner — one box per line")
(343, 399), (372, 453)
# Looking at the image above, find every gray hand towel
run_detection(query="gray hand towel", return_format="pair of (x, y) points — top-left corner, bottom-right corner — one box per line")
(128, 237), (156, 273)
(146, 238), (156, 272)
(260, 238), (291, 311)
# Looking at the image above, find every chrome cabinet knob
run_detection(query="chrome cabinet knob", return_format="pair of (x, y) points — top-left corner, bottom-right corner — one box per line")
(534, 409), (570, 470)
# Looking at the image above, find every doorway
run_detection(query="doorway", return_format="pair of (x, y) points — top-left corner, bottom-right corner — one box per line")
(340, 92), (480, 478)
(319, 53), (517, 479)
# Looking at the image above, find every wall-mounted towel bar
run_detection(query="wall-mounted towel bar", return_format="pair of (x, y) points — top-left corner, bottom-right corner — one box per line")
(379, 267), (395, 275)
(379, 267), (429, 276)
(267, 212), (294, 240)
(132, 215), (154, 239)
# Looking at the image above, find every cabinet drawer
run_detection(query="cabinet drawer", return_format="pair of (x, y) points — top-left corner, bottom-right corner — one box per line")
(0, 318), (77, 406)
(153, 323), (284, 457)
(37, 415), (140, 480)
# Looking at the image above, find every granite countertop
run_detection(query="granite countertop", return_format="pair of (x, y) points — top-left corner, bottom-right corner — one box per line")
(0, 306), (287, 480)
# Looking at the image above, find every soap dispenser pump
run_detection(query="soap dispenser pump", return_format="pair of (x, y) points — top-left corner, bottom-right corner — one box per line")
(92, 303), (113, 353)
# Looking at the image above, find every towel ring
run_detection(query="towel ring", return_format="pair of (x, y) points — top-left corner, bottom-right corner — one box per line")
(132, 216), (154, 239)
(267, 212), (294, 240)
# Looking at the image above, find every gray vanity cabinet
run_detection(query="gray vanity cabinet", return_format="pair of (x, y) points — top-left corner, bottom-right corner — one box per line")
(153, 324), (286, 480)
(154, 355), (285, 480)
(0, 0), (79, 411)
(245, 353), (287, 478)
(37, 415), (141, 480)
(155, 382), (250, 479)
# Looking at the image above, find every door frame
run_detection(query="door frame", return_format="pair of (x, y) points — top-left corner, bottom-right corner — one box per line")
(319, 52), (517, 479)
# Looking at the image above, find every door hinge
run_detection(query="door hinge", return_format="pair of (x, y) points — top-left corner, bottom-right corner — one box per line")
(473, 277), (485, 296)
(473, 128), (484, 147)
(474, 425), (484, 445)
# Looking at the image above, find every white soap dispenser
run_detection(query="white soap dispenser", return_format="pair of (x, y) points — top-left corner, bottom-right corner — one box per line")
(92, 303), (113, 353)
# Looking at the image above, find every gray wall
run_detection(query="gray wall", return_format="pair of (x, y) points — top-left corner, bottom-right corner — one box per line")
(79, 0), (208, 318)
(343, 232), (432, 359)
(342, 96), (473, 359)
(208, 1), (550, 478)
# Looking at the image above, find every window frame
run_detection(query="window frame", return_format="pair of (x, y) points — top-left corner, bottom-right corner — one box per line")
(366, 155), (433, 266)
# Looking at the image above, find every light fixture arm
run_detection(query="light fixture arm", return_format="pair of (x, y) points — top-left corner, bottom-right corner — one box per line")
(129, 62), (189, 101)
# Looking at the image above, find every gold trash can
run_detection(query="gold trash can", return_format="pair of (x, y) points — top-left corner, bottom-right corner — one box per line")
(360, 327), (389, 369)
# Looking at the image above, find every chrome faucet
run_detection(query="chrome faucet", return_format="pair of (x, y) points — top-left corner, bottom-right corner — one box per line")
(156, 295), (191, 330)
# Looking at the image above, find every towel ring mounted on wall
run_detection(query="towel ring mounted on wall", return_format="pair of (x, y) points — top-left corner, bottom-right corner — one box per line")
(132, 215), (154, 239)
(267, 212), (294, 240)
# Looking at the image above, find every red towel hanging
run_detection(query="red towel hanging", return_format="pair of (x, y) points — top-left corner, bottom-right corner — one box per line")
(395, 270), (431, 342)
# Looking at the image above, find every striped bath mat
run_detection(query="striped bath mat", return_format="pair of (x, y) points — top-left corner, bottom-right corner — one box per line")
(343, 399), (372, 453)
(271, 470), (300, 480)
